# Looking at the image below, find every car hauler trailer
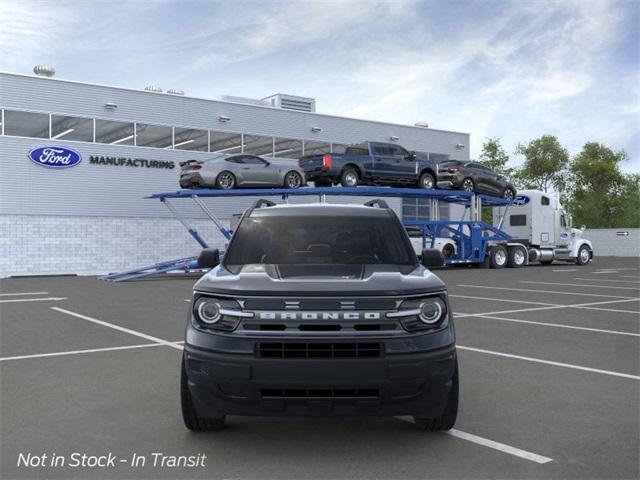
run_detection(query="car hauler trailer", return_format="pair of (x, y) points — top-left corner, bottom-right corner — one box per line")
(100, 186), (593, 282)
(492, 190), (593, 266)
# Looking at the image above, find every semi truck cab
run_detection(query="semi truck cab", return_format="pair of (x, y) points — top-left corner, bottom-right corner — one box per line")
(494, 190), (593, 265)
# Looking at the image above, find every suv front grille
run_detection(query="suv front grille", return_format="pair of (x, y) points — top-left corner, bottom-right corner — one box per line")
(243, 298), (398, 311)
(257, 342), (383, 359)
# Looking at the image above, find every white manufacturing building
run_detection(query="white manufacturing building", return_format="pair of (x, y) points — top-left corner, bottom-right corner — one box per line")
(0, 70), (470, 277)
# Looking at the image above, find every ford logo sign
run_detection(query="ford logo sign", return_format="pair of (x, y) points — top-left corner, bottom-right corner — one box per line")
(28, 146), (82, 168)
(513, 195), (530, 206)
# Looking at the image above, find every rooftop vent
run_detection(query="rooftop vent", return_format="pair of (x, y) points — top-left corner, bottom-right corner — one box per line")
(262, 94), (316, 113)
(167, 89), (184, 95)
(414, 122), (429, 128)
(144, 85), (163, 93)
(33, 65), (55, 77)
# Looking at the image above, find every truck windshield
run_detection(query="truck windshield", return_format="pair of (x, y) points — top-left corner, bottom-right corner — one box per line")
(224, 215), (417, 267)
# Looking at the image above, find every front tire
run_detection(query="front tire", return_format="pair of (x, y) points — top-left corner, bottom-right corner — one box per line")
(503, 188), (516, 201)
(576, 245), (591, 265)
(181, 356), (226, 431)
(414, 359), (458, 431)
(340, 168), (359, 187)
(284, 171), (303, 189)
(442, 243), (455, 259)
(216, 171), (236, 189)
(490, 245), (508, 269)
(418, 172), (435, 190)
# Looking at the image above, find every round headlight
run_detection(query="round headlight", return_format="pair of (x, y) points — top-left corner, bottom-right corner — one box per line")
(196, 298), (221, 324)
(418, 298), (445, 324)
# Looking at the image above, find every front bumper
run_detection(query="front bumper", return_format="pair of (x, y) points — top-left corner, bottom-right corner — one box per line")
(184, 326), (456, 418)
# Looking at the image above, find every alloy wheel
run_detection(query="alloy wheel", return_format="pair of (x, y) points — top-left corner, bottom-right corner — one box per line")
(286, 172), (302, 189)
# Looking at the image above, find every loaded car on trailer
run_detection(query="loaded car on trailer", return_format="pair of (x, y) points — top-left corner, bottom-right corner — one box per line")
(298, 141), (439, 189)
(181, 199), (458, 431)
(437, 160), (517, 200)
(179, 154), (306, 189)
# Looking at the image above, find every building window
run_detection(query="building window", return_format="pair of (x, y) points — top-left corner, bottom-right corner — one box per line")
(331, 143), (348, 154)
(95, 119), (135, 145)
(135, 123), (173, 148)
(210, 131), (243, 154)
(3, 110), (49, 138)
(51, 114), (93, 142)
(402, 199), (450, 222)
(173, 127), (208, 151)
(243, 134), (274, 156)
(273, 137), (303, 159)
(303, 140), (331, 155)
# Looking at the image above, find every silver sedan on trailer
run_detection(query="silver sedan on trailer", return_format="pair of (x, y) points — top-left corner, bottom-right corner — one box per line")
(179, 154), (306, 189)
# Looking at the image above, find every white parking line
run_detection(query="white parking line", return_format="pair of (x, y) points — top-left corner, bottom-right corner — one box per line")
(521, 281), (640, 291)
(456, 284), (637, 299)
(395, 417), (552, 464)
(0, 341), (186, 362)
(0, 297), (67, 304)
(454, 298), (640, 318)
(0, 291), (49, 296)
(572, 278), (640, 284)
(459, 314), (640, 337)
(552, 269), (579, 272)
(51, 307), (183, 350)
(621, 275), (640, 279)
(457, 346), (640, 380)
(449, 294), (559, 306)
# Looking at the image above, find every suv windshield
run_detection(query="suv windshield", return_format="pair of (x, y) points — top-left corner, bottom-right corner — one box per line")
(224, 214), (417, 268)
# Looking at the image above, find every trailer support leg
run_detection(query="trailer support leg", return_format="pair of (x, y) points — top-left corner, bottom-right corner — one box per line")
(161, 198), (209, 249)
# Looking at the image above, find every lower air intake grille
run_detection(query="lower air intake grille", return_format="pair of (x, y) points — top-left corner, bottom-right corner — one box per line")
(258, 342), (382, 359)
(261, 388), (379, 398)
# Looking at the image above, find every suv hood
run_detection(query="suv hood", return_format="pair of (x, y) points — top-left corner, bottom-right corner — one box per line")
(194, 264), (445, 296)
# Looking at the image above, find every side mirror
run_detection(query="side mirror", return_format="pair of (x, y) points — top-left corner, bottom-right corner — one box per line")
(407, 151), (417, 161)
(421, 248), (445, 268)
(197, 248), (220, 269)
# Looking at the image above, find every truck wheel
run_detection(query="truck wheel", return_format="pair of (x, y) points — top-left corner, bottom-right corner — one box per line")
(418, 172), (435, 190)
(507, 246), (526, 268)
(576, 245), (591, 265)
(490, 245), (508, 269)
(340, 168), (359, 187)
(414, 359), (458, 431)
(181, 356), (226, 431)
(442, 243), (455, 259)
(216, 171), (236, 189)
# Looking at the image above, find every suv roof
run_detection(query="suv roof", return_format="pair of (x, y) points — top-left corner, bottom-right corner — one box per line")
(250, 203), (393, 218)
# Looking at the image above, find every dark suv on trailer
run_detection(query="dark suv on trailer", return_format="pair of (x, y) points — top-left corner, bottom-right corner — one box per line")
(181, 200), (458, 431)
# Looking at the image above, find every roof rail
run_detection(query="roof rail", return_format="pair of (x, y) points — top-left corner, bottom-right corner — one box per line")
(364, 199), (390, 209)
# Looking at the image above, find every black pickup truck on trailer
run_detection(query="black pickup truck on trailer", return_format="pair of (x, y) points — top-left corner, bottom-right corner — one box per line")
(298, 141), (440, 189)
(181, 199), (458, 431)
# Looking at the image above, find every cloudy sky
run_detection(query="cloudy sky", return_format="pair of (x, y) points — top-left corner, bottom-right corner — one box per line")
(1, 0), (638, 171)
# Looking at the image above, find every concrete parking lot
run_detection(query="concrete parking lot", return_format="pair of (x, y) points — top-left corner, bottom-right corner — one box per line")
(1, 257), (638, 479)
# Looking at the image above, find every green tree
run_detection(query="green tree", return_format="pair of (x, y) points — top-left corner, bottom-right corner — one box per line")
(515, 135), (569, 193)
(479, 137), (513, 176)
(565, 142), (638, 228)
